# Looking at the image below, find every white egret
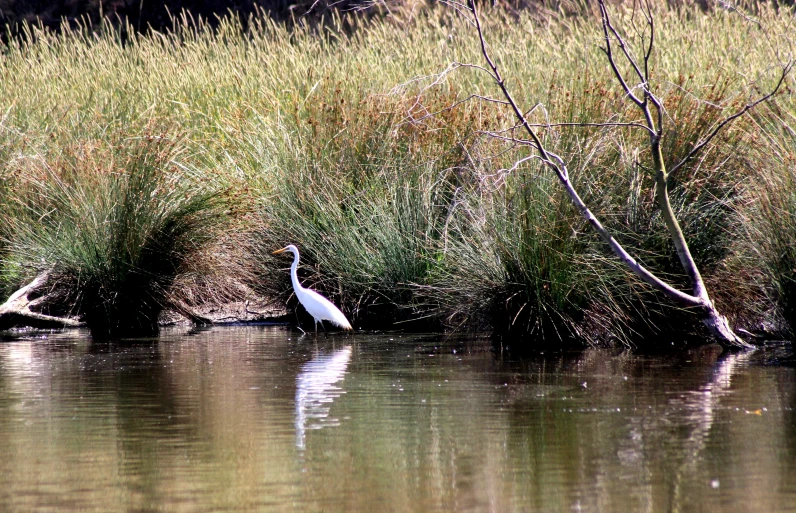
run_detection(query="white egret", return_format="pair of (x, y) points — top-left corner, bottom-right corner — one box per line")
(273, 245), (352, 335)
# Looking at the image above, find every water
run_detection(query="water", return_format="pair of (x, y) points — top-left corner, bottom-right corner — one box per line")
(0, 326), (795, 513)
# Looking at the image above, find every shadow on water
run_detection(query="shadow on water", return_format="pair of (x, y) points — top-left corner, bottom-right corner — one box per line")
(0, 327), (794, 512)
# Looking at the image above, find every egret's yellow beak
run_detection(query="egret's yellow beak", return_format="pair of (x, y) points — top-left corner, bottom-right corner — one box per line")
(272, 247), (289, 255)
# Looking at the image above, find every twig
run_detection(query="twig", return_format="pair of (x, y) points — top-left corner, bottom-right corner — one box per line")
(668, 61), (794, 179)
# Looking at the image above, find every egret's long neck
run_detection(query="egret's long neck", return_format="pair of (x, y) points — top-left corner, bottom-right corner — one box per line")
(289, 250), (304, 292)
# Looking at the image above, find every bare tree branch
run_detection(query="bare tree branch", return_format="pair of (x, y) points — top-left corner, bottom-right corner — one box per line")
(668, 61), (794, 179)
(532, 121), (654, 133)
(642, 2), (654, 79)
(470, 1), (550, 163)
(599, 1), (646, 109)
(477, 131), (536, 146)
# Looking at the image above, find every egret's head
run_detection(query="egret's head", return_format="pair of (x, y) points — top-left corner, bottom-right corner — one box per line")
(273, 244), (298, 256)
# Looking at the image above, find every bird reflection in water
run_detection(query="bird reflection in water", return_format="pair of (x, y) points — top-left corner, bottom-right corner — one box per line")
(295, 345), (353, 449)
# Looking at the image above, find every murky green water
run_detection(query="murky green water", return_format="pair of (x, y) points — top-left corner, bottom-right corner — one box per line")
(0, 326), (795, 512)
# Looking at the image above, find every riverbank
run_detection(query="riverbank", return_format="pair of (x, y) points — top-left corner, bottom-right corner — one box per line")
(0, 3), (794, 346)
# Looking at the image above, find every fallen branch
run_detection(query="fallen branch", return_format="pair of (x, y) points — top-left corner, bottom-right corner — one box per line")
(0, 273), (83, 330)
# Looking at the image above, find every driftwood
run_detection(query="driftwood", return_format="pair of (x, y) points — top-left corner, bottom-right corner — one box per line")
(0, 273), (83, 330)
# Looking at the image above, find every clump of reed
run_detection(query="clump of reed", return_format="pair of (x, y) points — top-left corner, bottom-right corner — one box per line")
(741, 106), (796, 334)
(3, 133), (226, 338)
(758, 170), (796, 333)
(427, 168), (594, 344)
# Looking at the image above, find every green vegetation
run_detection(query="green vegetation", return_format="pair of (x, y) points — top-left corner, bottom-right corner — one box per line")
(0, 4), (794, 344)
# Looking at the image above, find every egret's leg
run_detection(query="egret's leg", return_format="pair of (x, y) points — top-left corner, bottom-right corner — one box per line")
(320, 321), (328, 339)
(314, 320), (318, 337)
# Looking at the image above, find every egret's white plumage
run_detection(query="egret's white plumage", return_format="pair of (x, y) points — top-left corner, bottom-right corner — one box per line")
(273, 245), (352, 335)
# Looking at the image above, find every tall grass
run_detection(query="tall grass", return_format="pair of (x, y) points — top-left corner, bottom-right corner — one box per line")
(0, 4), (794, 343)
